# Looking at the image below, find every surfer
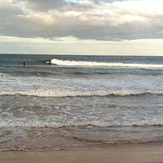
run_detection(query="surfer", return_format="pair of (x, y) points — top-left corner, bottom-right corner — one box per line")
(23, 62), (25, 66)
(48, 60), (51, 64)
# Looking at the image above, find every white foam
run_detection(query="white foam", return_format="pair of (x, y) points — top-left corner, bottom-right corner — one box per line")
(0, 89), (163, 97)
(49, 59), (163, 69)
(0, 73), (11, 77)
(0, 75), (163, 97)
(0, 119), (163, 128)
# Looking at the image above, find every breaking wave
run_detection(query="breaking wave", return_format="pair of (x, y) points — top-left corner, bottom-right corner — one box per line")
(0, 90), (163, 97)
(0, 119), (163, 128)
(0, 73), (11, 77)
(47, 59), (163, 69)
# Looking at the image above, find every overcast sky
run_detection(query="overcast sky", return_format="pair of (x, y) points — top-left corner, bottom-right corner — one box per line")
(0, 0), (163, 55)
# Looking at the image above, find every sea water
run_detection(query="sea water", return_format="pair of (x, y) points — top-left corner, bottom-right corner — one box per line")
(0, 54), (163, 151)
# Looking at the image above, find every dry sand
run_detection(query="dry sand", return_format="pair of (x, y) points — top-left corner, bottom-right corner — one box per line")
(0, 143), (163, 163)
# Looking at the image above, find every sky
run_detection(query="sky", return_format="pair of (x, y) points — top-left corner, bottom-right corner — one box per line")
(0, 0), (163, 55)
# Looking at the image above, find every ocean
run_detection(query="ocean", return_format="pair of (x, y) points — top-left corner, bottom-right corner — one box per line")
(0, 54), (163, 151)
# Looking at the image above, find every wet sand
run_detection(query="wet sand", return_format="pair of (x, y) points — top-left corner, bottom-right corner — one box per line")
(0, 143), (163, 163)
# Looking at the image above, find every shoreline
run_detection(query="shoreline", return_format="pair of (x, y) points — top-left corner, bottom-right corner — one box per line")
(1, 143), (163, 163)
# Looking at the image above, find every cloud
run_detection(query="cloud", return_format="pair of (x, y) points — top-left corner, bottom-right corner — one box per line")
(24, 0), (67, 11)
(0, 0), (163, 41)
(92, 0), (134, 4)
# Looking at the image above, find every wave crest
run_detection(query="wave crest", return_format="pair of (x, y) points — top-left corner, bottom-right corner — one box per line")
(1, 90), (163, 97)
(47, 59), (163, 69)
(0, 120), (163, 128)
(0, 73), (11, 77)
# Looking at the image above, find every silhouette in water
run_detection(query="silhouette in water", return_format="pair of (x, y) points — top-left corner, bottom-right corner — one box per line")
(23, 62), (25, 66)
(48, 60), (52, 64)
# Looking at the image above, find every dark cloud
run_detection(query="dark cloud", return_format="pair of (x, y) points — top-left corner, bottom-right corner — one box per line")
(0, 2), (25, 36)
(51, 20), (163, 41)
(25, 0), (67, 11)
(92, 0), (137, 4)
(20, 0), (94, 12)
(22, 0), (133, 12)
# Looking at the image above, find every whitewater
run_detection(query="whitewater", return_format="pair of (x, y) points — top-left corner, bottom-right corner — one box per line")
(49, 58), (163, 69)
(0, 75), (163, 97)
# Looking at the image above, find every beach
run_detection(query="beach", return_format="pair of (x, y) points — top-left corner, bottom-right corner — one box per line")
(1, 143), (163, 163)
